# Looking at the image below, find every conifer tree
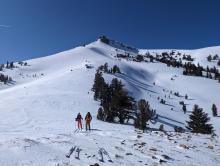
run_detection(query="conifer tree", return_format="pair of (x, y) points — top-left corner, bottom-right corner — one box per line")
(159, 124), (164, 131)
(99, 36), (110, 44)
(97, 107), (104, 120)
(212, 104), (218, 117)
(134, 99), (149, 132)
(182, 104), (187, 114)
(218, 59), (220, 66)
(207, 55), (212, 62)
(112, 65), (121, 74)
(10, 62), (14, 68)
(103, 63), (108, 73)
(187, 105), (213, 134)
(109, 78), (133, 123)
(214, 69), (219, 80)
(0, 64), (3, 71)
(134, 99), (156, 132)
(6, 61), (9, 68)
(136, 55), (144, 62)
(100, 82), (113, 121)
(92, 70), (105, 100)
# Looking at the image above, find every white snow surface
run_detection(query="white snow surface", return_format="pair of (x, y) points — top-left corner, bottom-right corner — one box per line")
(0, 40), (220, 165)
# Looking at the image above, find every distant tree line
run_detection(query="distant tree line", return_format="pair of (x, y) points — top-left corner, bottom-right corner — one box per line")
(99, 36), (110, 44)
(0, 61), (16, 71)
(99, 35), (138, 52)
(114, 50), (220, 83)
(0, 61), (28, 72)
(18, 61), (28, 66)
(182, 63), (220, 82)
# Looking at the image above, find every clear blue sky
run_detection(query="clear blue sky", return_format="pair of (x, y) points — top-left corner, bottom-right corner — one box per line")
(0, 0), (220, 62)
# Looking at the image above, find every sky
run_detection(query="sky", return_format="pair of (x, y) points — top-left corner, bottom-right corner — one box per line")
(0, 0), (220, 62)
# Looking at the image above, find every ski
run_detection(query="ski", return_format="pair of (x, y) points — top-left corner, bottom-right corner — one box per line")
(98, 148), (113, 163)
(66, 146), (76, 158)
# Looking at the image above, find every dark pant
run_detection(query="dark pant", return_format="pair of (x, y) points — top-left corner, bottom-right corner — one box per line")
(86, 122), (91, 131)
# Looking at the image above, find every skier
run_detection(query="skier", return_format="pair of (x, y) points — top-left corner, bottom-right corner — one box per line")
(85, 112), (92, 131)
(76, 113), (83, 130)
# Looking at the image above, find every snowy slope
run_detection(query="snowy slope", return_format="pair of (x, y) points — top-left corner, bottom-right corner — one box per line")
(0, 40), (220, 165)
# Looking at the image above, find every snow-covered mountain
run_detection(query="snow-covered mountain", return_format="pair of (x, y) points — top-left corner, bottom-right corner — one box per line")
(0, 38), (220, 166)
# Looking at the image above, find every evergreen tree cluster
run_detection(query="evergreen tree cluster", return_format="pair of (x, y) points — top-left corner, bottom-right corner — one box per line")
(160, 99), (166, 104)
(6, 61), (14, 69)
(152, 52), (220, 82)
(18, 61), (28, 66)
(92, 70), (134, 124)
(187, 105), (214, 134)
(112, 65), (121, 74)
(100, 36), (138, 52)
(207, 55), (212, 62)
(1, 61), (27, 71)
(136, 55), (144, 62)
(182, 54), (194, 61)
(0, 61), (15, 71)
(207, 54), (219, 62)
(213, 54), (219, 60)
(92, 69), (157, 130)
(182, 62), (203, 76)
(155, 53), (183, 68)
(98, 63), (121, 74)
(183, 62), (220, 81)
(0, 61), (15, 84)
(0, 73), (12, 84)
(115, 50), (220, 82)
(116, 53), (130, 59)
(145, 53), (154, 62)
(173, 92), (180, 97)
(99, 36), (110, 44)
(117, 50), (220, 82)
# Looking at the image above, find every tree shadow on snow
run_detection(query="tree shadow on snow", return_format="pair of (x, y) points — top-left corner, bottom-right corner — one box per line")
(91, 128), (102, 131)
(157, 115), (185, 125)
(147, 114), (185, 129)
(6, 80), (16, 85)
(162, 103), (175, 107)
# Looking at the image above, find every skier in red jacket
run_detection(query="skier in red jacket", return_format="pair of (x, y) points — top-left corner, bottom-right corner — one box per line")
(76, 113), (83, 130)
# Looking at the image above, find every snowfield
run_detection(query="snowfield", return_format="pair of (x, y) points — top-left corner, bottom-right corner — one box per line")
(0, 40), (220, 165)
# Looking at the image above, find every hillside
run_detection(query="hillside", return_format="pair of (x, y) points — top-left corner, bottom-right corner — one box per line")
(0, 39), (220, 166)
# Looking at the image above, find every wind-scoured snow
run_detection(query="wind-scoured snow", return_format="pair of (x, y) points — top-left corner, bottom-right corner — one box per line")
(0, 40), (220, 165)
